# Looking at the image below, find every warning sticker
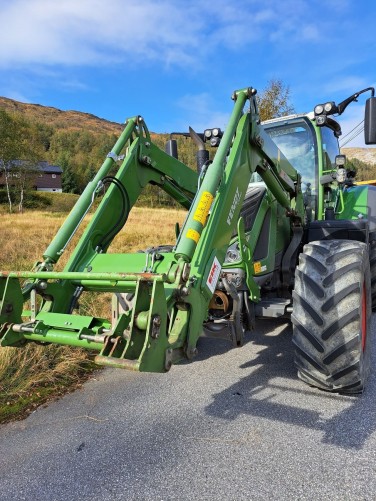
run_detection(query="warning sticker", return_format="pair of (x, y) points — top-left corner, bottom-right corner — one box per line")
(186, 228), (200, 243)
(193, 191), (214, 226)
(254, 261), (267, 274)
(206, 257), (221, 294)
(254, 261), (262, 274)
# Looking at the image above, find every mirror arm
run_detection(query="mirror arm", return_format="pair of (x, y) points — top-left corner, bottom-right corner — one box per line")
(337, 87), (375, 115)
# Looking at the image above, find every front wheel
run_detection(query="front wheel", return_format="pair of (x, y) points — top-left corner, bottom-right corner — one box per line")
(292, 240), (371, 394)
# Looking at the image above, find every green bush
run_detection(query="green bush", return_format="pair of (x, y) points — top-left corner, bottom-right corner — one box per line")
(0, 190), (79, 212)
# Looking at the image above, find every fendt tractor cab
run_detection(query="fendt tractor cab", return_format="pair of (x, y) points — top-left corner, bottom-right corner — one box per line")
(1, 86), (376, 394)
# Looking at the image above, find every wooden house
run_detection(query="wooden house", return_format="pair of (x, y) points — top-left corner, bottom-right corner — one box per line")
(0, 161), (62, 192)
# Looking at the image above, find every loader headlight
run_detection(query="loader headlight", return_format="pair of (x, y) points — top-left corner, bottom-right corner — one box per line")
(324, 102), (335, 113)
(316, 115), (327, 126)
(203, 128), (223, 143)
(210, 137), (221, 147)
(314, 104), (324, 115)
(314, 101), (337, 121)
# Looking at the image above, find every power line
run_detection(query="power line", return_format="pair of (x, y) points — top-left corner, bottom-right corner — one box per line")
(339, 119), (364, 145)
(341, 128), (364, 147)
(340, 126), (364, 147)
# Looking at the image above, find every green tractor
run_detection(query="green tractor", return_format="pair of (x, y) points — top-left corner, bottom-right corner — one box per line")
(1, 86), (376, 393)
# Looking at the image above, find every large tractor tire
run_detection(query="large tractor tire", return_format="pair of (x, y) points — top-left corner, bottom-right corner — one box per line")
(292, 240), (371, 394)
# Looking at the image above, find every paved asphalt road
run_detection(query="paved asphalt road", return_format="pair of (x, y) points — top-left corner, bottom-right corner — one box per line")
(1, 317), (376, 501)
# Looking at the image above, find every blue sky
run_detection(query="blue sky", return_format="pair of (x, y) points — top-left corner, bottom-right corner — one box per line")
(0, 0), (375, 147)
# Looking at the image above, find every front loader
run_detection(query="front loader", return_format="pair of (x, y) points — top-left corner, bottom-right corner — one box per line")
(1, 86), (376, 393)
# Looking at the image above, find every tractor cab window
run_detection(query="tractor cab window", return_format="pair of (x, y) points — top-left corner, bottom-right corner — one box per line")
(321, 126), (340, 170)
(263, 118), (318, 222)
(264, 120), (317, 187)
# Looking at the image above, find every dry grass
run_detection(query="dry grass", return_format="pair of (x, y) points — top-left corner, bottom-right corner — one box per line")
(109, 207), (185, 253)
(0, 207), (185, 269)
(0, 212), (66, 270)
(0, 206), (186, 422)
(0, 345), (95, 423)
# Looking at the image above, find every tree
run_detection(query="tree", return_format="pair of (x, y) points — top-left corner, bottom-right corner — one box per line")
(0, 110), (23, 212)
(345, 157), (376, 182)
(35, 122), (54, 152)
(257, 79), (295, 122)
(60, 154), (79, 193)
(14, 160), (40, 213)
(0, 110), (45, 212)
(17, 120), (45, 213)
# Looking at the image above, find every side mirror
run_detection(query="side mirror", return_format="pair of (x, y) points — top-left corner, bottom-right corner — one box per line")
(364, 97), (376, 144)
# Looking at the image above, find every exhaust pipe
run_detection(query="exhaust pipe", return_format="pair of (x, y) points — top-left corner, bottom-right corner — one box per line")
(189, 126), (209, 175)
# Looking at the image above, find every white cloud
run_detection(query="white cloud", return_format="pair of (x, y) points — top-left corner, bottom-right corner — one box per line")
(59, 79), (90, 92)
(3, 90), (31, 103)
(0, 0), (205, 68)
(0, 0), (340, 70)
(1, 0), (373, 134)
(323, 76), (371, 96)
(300, 25), (320, 41)
(324, 0), (351, 11)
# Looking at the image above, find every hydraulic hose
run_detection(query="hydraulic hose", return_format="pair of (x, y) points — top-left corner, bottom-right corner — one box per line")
(97, 176), (130, 251)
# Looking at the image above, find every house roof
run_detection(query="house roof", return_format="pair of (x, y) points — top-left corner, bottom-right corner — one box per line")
(37, 161), (62, 174)
(2, 160), (62, 174)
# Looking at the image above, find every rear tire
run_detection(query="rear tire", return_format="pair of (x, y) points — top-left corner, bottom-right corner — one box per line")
(292, 240), (371, 394)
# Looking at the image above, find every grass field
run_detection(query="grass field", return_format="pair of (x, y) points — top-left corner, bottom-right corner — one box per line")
(0, 206), (186, 423)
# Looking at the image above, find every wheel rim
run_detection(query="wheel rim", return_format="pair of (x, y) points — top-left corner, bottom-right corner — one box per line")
(362, 282), (367, 352)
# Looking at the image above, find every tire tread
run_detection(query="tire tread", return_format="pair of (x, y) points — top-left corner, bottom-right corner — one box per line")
(292, 239), (371, 394)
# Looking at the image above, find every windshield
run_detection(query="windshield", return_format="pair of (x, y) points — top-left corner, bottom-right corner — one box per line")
(263, 118), (317, 189)
(263, 117), (318, 222)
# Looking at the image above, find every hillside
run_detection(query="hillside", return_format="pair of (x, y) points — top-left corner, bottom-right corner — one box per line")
(341, 147), (376, 165)
(0, 96), (122, 135)
(1, 95), (376, 190)
(1, 95), (375, 159)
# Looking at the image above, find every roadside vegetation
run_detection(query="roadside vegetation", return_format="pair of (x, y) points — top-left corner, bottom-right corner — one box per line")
(346, 157), (376, 181)
(0, 206), (185, 423)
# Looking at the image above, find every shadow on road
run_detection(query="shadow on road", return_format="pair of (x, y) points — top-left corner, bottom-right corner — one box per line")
(204, 319), (376, 450)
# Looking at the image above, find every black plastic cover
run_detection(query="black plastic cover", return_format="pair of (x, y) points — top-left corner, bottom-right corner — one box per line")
(165, 139), (178, 159)
(307, 219), (368, 243)
(196, 149), (209, 175)
(239, 185), (266, 232)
